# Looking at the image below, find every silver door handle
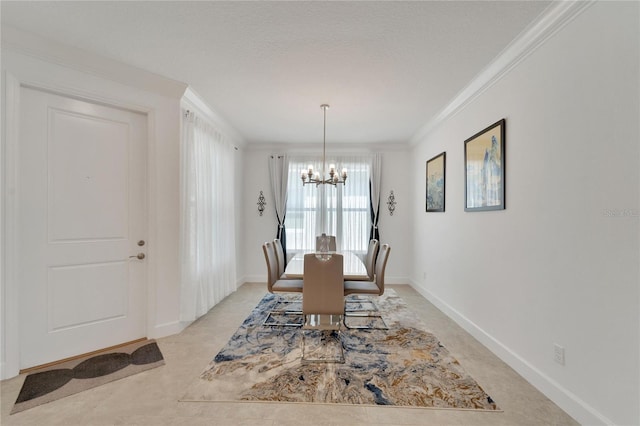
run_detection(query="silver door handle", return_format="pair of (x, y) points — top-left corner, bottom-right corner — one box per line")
(129, 253), (145, 260)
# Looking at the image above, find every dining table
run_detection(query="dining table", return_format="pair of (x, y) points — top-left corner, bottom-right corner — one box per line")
(283, 250), (369, 281)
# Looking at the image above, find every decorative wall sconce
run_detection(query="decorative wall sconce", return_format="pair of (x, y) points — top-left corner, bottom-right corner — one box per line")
(257, 191), (267, 216)
(387, 190), (397, 216)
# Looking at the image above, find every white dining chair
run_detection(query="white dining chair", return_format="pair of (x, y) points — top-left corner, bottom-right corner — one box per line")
(302, 253), (345, 363)
(362, 239), (379, 281)
(263, 241), (303, 293)
(262, 241), (304, 327)
(315, 233), (337, 251)
(344, 243), (390, 296)
(302, 253), (344, 318)
(343, 244), (390, 330)
(273, 238), (297, 280)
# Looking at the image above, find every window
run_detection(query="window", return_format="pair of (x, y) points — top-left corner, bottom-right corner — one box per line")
(285, 156), (371, 254)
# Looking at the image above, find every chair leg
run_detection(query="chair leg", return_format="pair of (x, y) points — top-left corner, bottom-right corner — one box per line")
(302, 313), (343, 330)
(301, 329), (345, 364)
(343, 296), (388, 330)
(263, 310), (303, 327)
(343, 313), (388, 330)
(345, 299), (378, 313)
(262, 295), (303, 327)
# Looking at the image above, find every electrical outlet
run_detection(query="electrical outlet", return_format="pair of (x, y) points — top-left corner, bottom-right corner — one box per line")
(554, 344), (565, 365)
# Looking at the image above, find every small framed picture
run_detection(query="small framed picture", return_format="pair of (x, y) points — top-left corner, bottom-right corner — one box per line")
(426, 152), (446, 212)
(464, 119), (505, 211)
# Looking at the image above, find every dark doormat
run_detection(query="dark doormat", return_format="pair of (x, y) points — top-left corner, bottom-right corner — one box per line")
(11, 339), (164, 414)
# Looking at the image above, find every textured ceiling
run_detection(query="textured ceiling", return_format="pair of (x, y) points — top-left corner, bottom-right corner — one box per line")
(1, 1), (551, 145)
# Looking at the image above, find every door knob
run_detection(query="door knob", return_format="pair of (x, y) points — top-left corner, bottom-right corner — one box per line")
(129, 253), (145, 260)
(137, 240), (146, 247)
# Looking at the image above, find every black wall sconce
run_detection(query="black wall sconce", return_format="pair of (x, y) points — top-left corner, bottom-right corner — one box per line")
(257, 191), (267, 216)
(387, 190), (397, 216)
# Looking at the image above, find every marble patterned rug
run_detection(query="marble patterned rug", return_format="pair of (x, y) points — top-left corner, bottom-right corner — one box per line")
(181, 290), (499, 411)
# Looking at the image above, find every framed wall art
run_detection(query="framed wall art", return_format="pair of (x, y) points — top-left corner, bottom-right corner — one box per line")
(426, 152), (446, 212)
(464, 119), (505, 212)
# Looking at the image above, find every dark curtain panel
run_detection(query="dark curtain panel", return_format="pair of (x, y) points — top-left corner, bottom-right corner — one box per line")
(269, 154), (289, 262)
(369, 180), (380, 241)
(276, 215), (287, 261)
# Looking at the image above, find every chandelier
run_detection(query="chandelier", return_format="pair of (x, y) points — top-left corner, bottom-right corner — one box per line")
(301, 104), (347, 186)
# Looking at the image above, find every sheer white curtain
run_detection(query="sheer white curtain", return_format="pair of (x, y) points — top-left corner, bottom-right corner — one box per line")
(286, 155), (371, 254)
(180, 110), (236, 322)
(286, 157), (321, 251)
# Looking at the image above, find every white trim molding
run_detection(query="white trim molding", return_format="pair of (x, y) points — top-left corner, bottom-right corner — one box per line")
(182, 87), (246, 148)
(2, 25), (188, 100)
(409, 0), (595, 145)
(150, 321), (188, 339)
(1, 72), (22, 380)
(409, 279), (614, 426)
(0, 50), (181, 380)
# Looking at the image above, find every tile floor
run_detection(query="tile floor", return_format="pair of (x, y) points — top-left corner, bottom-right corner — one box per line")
(1, 283), (579, 425)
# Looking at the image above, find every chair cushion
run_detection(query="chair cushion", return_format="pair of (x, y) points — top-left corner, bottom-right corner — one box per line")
(343, 280), (380, 295)
(272, 279), (303, 293)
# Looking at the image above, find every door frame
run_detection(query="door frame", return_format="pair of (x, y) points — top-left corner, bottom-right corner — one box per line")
(2, 72), (157, 379)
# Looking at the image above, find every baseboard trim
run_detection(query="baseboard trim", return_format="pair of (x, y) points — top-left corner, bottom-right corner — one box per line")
(385, 276), (410, 285)
(150, 320), (187, 339)
(243, 275), (266, 284)
(0, 362), (16, 381)
(239, 276), (410, 286)
(236, 276), (249, 289)
(409, 279), (614, 426)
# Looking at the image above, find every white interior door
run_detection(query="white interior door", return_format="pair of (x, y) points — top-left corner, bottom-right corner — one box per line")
(18, 87), (147, 369)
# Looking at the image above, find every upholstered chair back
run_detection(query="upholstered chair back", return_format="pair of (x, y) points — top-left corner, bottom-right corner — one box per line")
(302, 253), (344, 315)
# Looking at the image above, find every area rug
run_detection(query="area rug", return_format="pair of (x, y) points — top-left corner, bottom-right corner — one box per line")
(181, 290), (500, 411)
(11, 339), (164, 414)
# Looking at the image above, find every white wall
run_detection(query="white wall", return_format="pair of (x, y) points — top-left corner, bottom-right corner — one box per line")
(410, 2), (639, 425)
(240, 147), (412, 284)
(375, 150), (412, 283)
(240, 149), (279, 283)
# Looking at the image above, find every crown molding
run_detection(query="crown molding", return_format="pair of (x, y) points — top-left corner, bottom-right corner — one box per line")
(1, 25), (188, 99)
(2, 26), (246, 146)
(408, 0), (595, 146)
(181, 87), (247, 148)
(243, 141), (410, 153)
